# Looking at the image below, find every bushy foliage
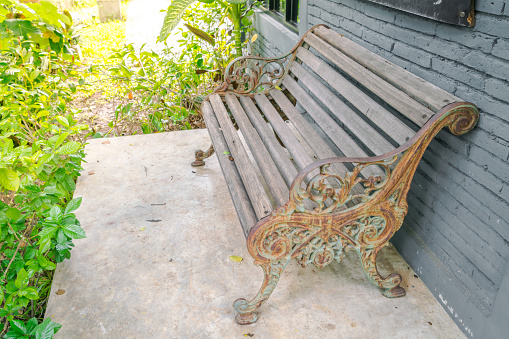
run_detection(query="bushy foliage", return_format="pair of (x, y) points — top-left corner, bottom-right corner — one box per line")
(104, 1), (257, 135)
(0, 1), (87, 337)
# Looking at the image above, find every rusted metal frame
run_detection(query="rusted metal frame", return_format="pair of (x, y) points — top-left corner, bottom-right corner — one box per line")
(191, 144), (215, 167)
(233, 102), (479, 324)
(213, 24), (330, 97)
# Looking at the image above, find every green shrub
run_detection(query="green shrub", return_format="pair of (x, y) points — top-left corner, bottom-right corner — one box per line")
(0, 1), (88, 336)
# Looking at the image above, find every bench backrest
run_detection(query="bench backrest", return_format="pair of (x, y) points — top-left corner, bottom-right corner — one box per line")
(279, 25), (464, 158)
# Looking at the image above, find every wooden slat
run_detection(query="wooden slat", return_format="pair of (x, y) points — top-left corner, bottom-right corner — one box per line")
(238, 96), (299, 187)
(282, 76), (383, 178)
(290, 62), (394, 156)
(270, 88), (350, 177)
(225, 94), (289, 207)
(314, 26), (461, 117)
(304, 32), (431, 133)
(202, 101), (258, 237)
(254, 94), (316, 171)
(296, 47), (414, 145)
(209, 94), (273, 219)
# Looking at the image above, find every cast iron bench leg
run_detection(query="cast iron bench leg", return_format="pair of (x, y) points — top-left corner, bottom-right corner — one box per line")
(191, 144), (215, 167)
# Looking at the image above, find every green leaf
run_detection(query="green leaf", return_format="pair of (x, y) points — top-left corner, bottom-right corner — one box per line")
(31, 318), (62, 338)
(38, 237), (51, 254)
(14, 268), (28, 289)
(64, 197), (82, 214)
(57, 141), (81, 155)
(158, 0), (196, 42)
(2, 19), (40, 39)
(55, 116), (69, 127)
(184, 24), (215, 45)
(6, 319), (27, 335)
(0, 168), (20, 191)
(62, 224), (86, 239)
(20, 286), (38, 300)
(225, 0), (248, 3)
(49, 205), (62, 221)
(24, 318), (39, 333)
(6, 207), (21, 220)
(38, 225), (58, 241)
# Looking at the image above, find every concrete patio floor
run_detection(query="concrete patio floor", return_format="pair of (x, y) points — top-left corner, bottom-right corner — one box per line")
(45, 129), (465, 338)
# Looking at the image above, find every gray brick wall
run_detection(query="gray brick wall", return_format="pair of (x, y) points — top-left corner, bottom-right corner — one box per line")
(254, 0), (508, 337)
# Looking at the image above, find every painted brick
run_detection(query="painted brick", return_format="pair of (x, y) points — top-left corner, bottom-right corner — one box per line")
(313, 0), (333, 13)
(485, 77), (509, 102)
(475, 13), (509, 38)
(413, 166), (508, 261)
(329, 4), (355, 20)
(426, 141), (509, 202)
(308, 6), (321, 18)
(320, 10), (340, 26)
(469, 144), (509, 183)
(416, 153), (509, 241)
(475, 0), (506, 16)
(363, 5), (396, 23)
(338, 17), (364, 39)
(492, 38), (509, 60)
(405, 200), (497, 308)
(462, 49), (509, 81)
(468, 129), (509, 165)
(409, 65), (458, 93)
(455, 84), (509, 124)
(431, 58), (485, 90)
(394, 12), (438, 35)
(422, 147), (509, 220)
(476, 114), (509, 146)
(361, 28), (393, 51)
(392, 42), (432, 67)
(350, 9), (381, 32)
(435, 25), (495, 54)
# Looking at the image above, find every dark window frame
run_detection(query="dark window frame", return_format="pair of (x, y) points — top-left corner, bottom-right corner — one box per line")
(263, 0), (299, 32)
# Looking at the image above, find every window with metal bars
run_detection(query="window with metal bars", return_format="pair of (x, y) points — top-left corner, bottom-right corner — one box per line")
(265, 0), (299, 28)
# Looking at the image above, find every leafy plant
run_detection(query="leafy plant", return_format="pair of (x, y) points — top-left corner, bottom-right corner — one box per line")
(0, 0), (88, 336)
(159, 0), (258, 58)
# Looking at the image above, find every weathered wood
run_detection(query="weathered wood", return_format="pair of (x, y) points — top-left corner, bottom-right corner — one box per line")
(290, 62), (395, 156)
(254, 94), (317, 171)
(202, 101), (258, 237)
(270, 88), (350, 177)
(225, 94), (289, 207)
(282, 76), (383, 178)
(296, 47), (414, 146)
(209, 94), (273, 219)
(314, 26), (461, 118)
(238, 96), (299, 187)
(304, 33), (430, 138)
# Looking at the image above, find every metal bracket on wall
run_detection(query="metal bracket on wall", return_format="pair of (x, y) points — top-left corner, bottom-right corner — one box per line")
(365, 0), (476, 27)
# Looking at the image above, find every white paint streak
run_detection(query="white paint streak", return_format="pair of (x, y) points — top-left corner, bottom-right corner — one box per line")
(439, 293), (448, 305)
(433, 0), (442, 4)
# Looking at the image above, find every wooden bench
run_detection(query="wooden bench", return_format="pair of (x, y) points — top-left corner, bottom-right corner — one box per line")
(192, 24), (479, 325)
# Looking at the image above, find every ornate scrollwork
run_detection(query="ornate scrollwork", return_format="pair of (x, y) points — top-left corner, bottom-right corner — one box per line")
(215, 53), (294, 95)
(279, 156), (398, 216)
(447, 103), (480, 136)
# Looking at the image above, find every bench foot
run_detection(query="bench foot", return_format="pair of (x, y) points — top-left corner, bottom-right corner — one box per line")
(191, 145), (214, 167)
(357, 246), (405, 298)
(233, 261), (288, 325)
(383, 285), (406, 298)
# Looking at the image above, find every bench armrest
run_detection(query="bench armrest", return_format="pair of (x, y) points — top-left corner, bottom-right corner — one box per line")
(281, 101), (479, 216)
(283, 155), (399, 215)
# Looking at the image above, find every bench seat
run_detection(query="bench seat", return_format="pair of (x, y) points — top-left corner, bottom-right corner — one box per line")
(193, 24), (479, 325)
